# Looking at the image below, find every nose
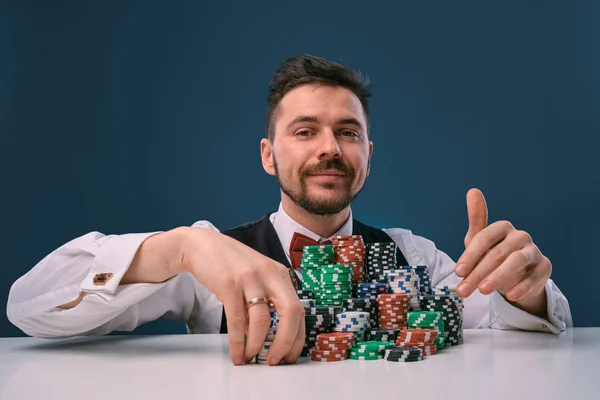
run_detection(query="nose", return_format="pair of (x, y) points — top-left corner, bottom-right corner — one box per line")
(317, 132), (342, 160)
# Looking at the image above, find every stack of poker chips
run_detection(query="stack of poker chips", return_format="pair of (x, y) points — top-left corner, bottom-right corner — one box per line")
(408, 311), (445, 350)
(357, 282), (389, 299)
(395, 329), (438, 356)
(266, 309), (279, 341)
(408, 265), (433, 295)
(256, 309), (280, 364)
(365, 242), (397, 283)
(356, 282), (388, 327)
(384, 346), (424, 362)
(317, 264), (353, 307)
(384, 268), (421, 310)
(334, 311), (370, 344)
(365, 328), (400, 343)
(256, 342), (273, 364)
(349, 340), (394, 360)
(302, 306), (336, 356)
(342, 298), (377, 329)
(432, 285), (465, 314)
(332, 235), (366, 286)
(296, 289), (316, 308)
(377, 293), (410, 329)
(300, 245), (335, 297)
(419, 295), (463, 346)
(309, 332), (354, 362)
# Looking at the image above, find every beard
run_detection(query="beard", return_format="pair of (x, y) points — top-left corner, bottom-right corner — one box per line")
(273, 156), (367, 216)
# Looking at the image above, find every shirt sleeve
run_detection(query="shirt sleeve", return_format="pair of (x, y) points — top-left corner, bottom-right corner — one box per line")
(383, 228), (573, 334)
(6, 220), (223, 338)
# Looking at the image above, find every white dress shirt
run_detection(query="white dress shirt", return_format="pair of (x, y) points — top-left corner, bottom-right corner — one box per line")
(6, 203), (573, 339)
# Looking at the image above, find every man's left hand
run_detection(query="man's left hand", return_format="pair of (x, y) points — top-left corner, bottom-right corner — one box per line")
(454, 188), (552, 318)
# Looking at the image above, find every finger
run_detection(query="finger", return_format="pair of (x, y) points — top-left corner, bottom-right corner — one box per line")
(243, 284), (271, 362)
(265, 266), (304, 365)
(222, 289), (247, 365)
(283, 308), (306, 364)
(456, 230), (528, 297)
(476, 246), (538, 295)
(505, 257), (552, 302)
(464, 188), (488, 248)
(455, 221), (515, 278)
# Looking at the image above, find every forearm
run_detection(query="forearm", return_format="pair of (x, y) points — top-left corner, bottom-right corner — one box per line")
(121, 228), (187, 285)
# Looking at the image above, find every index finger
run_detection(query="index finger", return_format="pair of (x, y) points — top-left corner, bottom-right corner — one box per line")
(455, 221), (512, 278)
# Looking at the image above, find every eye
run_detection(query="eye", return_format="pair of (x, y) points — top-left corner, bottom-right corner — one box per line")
(340, 130), (359, 137)
(296, 130), (313, 137)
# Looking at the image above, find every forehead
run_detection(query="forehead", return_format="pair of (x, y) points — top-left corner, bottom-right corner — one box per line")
(277, 84), (366, 127)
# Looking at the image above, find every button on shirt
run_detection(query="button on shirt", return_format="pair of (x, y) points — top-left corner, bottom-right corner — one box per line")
(6, 203), (573, 338)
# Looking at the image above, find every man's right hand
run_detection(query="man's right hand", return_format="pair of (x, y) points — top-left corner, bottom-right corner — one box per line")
(175, 227), (306, 366)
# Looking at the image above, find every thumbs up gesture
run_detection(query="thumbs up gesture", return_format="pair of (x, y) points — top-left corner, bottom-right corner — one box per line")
(455, 189), (552, 317)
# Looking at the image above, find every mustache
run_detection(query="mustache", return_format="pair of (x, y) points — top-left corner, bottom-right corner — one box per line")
(302, 159), (354, 177)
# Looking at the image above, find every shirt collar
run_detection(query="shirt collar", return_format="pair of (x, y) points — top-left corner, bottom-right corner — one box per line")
(270, 202), (353, 261)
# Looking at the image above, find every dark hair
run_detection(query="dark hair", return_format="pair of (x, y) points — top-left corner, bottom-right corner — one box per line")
(266, 54), (372, 141)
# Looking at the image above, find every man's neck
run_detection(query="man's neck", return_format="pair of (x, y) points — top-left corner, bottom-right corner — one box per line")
(281, 195), (351, 238)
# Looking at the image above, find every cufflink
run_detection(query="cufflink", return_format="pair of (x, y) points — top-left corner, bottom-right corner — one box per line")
(93, 273), (114, 286)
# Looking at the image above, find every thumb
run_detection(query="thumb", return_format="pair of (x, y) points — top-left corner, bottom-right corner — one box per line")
(464, 188), (488, 248)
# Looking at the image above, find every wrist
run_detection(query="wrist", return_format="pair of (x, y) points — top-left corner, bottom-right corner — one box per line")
(170, 227), (194, 275)
(507, 288), (548, 319)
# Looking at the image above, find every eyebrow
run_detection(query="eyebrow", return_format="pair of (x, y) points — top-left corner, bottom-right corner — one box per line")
(286, 115), (364, 130)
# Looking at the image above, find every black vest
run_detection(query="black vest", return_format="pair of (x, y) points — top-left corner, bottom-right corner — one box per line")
(219, 213), (409, 333)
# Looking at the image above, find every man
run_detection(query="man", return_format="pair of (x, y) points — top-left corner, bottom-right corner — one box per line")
(6, 54), (572, 367)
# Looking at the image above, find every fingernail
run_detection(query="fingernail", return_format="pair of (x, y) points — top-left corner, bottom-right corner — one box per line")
(479, 280), (493, 294)
(455, 264), (466, 277)
(268, 355), (280, 366)
(458, 282), (472, 297)
(233, 357), (244, 365)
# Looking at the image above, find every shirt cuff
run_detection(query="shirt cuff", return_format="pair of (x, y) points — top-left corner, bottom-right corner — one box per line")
(80, 232), (162, 299)
(489, 280), (564, 334)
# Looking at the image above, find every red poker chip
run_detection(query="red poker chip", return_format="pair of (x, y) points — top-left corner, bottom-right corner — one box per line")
(379, 309), (408, 314)
(377, 300), (410, 305)
(380, 324), (408, 330)
(316, 332), (355, 342)
(400, 329), (438, 335)
(379, 308), (408, 313)
(309, 349), (348, 356)
(316, 341), (352, 349)
(398, 330), (438, 341)
(378, 293), (409, 298)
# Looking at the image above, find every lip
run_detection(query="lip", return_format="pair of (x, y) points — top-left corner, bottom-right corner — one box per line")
(309, 173), (345, 177)
(307, 174), (346, 183)
(308, 170), (346, 177)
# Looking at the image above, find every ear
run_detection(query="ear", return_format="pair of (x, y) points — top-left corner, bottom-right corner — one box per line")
(260, 138), (276, 176)
(367, 140), (374, 176)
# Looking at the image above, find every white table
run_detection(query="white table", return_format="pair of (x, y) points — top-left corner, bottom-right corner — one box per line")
(1, 328), (598, 400)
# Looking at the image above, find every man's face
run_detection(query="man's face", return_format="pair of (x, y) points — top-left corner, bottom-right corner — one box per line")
(261, 84), (373, 216)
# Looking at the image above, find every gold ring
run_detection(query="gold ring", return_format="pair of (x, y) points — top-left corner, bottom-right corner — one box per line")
(246, 297), (268, 308)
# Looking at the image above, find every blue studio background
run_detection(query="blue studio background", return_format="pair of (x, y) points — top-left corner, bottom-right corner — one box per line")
(1, 1), (598, 337)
